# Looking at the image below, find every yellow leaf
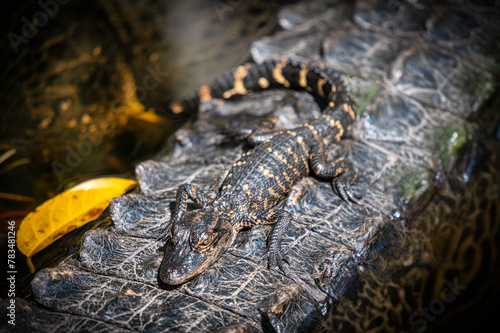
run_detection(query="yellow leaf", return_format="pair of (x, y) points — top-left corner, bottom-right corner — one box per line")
(129, 109), (167, 125)
(17, 177), (137, 273)
(125, 97), (147, 116)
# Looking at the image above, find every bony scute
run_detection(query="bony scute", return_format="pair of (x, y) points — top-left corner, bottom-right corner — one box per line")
(159, 60), (361, 285)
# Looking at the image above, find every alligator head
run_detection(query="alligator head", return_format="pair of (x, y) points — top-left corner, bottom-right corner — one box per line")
(159, 208), (238, 285)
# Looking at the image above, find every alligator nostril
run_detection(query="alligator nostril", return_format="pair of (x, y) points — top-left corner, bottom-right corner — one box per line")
(165, 269), (184, 284)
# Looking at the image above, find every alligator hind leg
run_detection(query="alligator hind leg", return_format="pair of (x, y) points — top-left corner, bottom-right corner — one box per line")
(310, 141), (361, 204)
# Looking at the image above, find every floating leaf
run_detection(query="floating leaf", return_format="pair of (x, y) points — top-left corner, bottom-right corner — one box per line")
(17, 177), (137, 273)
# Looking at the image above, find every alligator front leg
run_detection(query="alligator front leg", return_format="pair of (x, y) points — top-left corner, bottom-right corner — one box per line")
(158, 184), (210, 242)
(233, 207), (292, 272)
(259, 209), (293, 273)
(171, 184), (210, 223)
(253, 178), (316, 273)
(226, 116), (281, 146)
(247, 117), (280, 145)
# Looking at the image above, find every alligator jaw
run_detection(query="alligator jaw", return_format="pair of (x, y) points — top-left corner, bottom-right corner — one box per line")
(159, 244), (215, 285)
(159, 212), (237, 285)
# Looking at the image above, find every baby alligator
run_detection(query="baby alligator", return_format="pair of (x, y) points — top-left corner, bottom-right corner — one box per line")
(158, 60), (359, 285)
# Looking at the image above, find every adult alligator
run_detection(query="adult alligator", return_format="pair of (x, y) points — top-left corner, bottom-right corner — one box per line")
(3, 1), (500, 332)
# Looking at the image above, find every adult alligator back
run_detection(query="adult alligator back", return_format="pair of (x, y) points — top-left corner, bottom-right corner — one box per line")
(6, 1), (500, 332)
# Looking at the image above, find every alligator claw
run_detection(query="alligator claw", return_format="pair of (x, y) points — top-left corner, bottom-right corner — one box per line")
(260, 245), (289, 273)
(334, 174), (362, 205)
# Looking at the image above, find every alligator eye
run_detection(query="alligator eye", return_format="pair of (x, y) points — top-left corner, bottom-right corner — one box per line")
(196, 232), (216, 249)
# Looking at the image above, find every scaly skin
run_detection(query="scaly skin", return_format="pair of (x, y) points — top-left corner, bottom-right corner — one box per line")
(158, 60), (360, 285)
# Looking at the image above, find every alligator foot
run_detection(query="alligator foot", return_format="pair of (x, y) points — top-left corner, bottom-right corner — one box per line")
(334, 172), (362, 205)
(260, 243), (289, 273)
